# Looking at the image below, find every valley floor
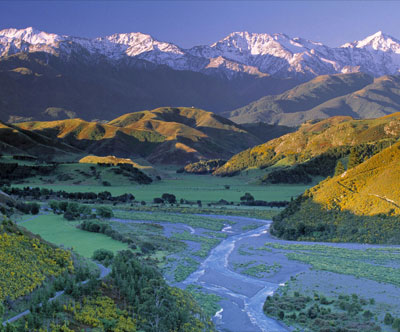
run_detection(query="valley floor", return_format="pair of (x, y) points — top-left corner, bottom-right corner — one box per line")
(19, 208), (400, 332)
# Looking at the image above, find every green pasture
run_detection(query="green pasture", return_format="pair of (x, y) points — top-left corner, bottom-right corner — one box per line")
(14, 166), (310, 203)
(20, 214), (128, 258)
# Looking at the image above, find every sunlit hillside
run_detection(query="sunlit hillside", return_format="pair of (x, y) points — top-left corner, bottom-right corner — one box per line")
(272, 141), (400, 243)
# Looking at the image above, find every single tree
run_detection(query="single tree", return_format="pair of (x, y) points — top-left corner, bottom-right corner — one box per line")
(240, 192), (254, 202)
(348, 148), (362, 169)
(334, 160), (345, 176)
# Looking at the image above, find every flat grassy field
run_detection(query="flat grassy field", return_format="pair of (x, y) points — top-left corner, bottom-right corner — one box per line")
(15, 166), (310, 204)
(20, 214), (128, 258)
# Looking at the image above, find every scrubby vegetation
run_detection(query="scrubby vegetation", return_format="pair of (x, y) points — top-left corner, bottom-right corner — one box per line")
(4, 250), (216, 332)
(264, 290), (383, 332)
(263, 243), (400, 286)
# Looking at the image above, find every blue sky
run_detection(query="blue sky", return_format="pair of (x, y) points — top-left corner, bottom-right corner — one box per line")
(1, 1), (399, 48)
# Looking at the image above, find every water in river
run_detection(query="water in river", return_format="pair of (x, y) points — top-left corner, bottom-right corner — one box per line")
(183, 219), (288, 332)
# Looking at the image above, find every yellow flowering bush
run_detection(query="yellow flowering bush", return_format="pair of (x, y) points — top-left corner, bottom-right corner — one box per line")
(69, 296), (136, 332)
(0, 228), (73, 300)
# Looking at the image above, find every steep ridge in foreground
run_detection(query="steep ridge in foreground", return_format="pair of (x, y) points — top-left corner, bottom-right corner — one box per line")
(272, 142), (400, 244)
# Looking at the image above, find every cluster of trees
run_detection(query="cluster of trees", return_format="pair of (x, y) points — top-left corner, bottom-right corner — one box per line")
(49, 201), (93, 221)
(78, 220), (133, 245)
(15, 202), (40, 215)
(0, 163), (57, 182)
(11, 156), (37, 162)
(111, 163), (153, 184)
(92, 249), (114, 267)
(239, 192), (289, 207)
(49, 201), (112, 221)
(153, 193), (177, 204)
(383, 313), (400, 331)
(178, 198), (203, 207)
(177, 159), (227, 174)
(2, 186), (135, 203)
(110, 251), (215, 332)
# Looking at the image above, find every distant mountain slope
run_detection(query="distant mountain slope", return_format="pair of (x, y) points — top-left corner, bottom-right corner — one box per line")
(228, 73), (400, 125)
(15, 107), (282, 164)
(272, 141), (400, 244)
(215, 113), (400, 176)
(0, 52), (298, 122)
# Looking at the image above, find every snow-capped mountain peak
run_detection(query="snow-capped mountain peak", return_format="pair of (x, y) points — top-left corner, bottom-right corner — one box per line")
(1, 27), (400, 79)
(342, 31), (400, 53)
(103, 32), (184, 57)
(0, 27), (64, 45)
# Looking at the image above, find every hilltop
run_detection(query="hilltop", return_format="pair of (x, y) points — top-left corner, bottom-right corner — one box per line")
(228, 73), (400, 126)
(272, 141), (400, 244)
(13, 107), (284, 164)
(215, 113), (400, 180)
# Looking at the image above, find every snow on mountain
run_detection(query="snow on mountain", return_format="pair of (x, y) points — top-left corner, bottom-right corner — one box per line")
(342, 31), (400, 53)
(1, 27), (400, 79)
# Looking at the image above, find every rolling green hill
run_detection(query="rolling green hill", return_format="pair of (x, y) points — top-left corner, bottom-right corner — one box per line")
(214, 113), (400, 179)
(228, 73), (400, 126)
(272, 141), (400, 244)
(13, 107), (285, 164)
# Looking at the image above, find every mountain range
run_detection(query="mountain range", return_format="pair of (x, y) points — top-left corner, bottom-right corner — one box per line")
(2, 27), (400, 123)
(2, 27), (400, 79)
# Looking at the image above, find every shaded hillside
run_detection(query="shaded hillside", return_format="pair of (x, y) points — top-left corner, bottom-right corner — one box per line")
(239, 122), (295, 142)
(228, 73), (400, 126)
(0, 121), (82, 160)
(272, 142), (400, 244)
(215, 113), (400, 177)
(16, 107), (278, 164)
(0, 52), (299, 122)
